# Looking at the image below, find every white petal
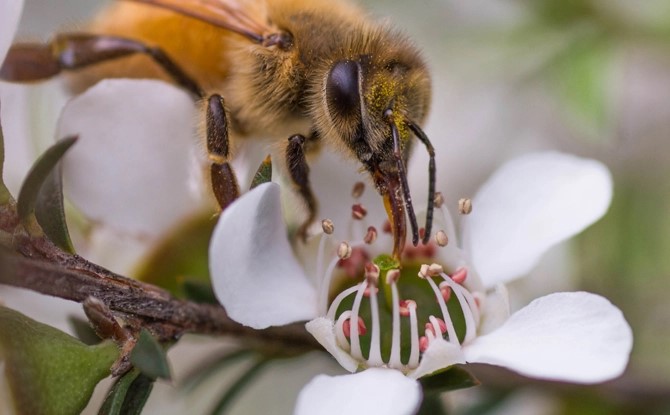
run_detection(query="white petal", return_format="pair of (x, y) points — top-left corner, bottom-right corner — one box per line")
(59, 79), (205, 237)
(477, 284), (510, 335)
(0, 0), (23, 65)
(295, 368), (422, 415)
(408, 339), (465, 379)
(209, 183), (319, 329)
(305, 317), (359, 373)
(464, 292), (633, 383)
(464, 152), (612, 285)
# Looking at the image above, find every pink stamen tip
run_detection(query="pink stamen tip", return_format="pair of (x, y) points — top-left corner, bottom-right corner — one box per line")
(425, 322), (435, 337)
(419, 336), (430, 352)
(364, 262), (380, 284)
(342, 317), (367, 337)
(419, 227), (426, 240)
(439, 283), (452, 302)
(399, 299), (416, 317)
(386, 269), (400, 285)
(352, 181), (365, 199)
(435, 318), (447, 334)
(363, 286), (379, 297)
(364, 226), (378, 244)
(382, 220), (392, 234)
(352, 204), (368, 220)
(451, 267), (468, 284)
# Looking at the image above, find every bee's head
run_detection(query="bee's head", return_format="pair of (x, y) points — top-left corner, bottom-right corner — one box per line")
(322, 39), (433, 259)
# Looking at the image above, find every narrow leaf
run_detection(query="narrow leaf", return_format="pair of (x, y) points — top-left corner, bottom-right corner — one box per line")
(16, 136), (77, 252)
(0, 100), (11, 204)
(130, 329), (171, 380)
(249, 155), (272, 189)
(419, 365), (480, 394)
(209, 359), (270, 415)
(98, 369), (154, 415)
(181, 349), (253, 393)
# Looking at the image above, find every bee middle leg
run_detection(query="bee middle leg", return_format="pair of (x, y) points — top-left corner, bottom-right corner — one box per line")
(207, 94), (240, 211)
(286, 134), (319, 241)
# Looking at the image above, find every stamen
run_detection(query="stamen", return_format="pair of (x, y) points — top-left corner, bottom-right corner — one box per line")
(440, 272), (478, 343)
(439, 282), (452, 302)
(435, 230), (448, 247)
(424, 277), (459, 345)
(458, 198), (472, 215)
(326, 285), (360, 321)
(352, 181), (366, 199)
(364, 263), (380, 284)
(419, 336), (430, 352)
(337, 242), (352, 259)
(335, 311), (353, 350)
(321, 219), (335, 235)
(351, 204), (368, 220)
(434, 192), (444, 208)
(367, 275), (383, 366)
(364, 226), (378, 244)
(451, 267), (467, 284)
(407, 300), (420, 368)
(382, 220), (392, 234)
(399, 300), (412, 317)
(349, 280), (368, 360)
(389, 277), (402, 369)
(343, 316), (367, 337)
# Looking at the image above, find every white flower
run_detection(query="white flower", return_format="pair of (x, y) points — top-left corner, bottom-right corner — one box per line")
(209, 152), (632, 415)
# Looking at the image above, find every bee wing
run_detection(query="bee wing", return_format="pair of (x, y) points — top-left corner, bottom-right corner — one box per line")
(120, 0), (272, 43)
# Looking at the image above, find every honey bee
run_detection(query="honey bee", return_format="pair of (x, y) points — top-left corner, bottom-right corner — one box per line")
(1, 0), (436, 258)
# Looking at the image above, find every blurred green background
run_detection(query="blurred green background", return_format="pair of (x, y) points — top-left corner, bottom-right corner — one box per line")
(8, 0), (670, 413)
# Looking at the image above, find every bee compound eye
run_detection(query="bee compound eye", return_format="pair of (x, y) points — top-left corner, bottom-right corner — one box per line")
(326, 60), (361, 119)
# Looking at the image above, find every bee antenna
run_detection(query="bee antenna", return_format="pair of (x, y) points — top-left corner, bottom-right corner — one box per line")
(407, 120), (435, 245)
(385, 110), (420, 247)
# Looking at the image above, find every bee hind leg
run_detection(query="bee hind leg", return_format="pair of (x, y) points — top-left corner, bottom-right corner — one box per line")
(286, 134), (318, 242)
(0, 33), (204, 98)
(207, 94), (240, 211)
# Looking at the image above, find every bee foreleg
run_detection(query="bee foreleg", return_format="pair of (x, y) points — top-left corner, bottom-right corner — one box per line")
(0, 33), (204, 98)
(286, 134), (317, 242)
(207, 94), (239, 211)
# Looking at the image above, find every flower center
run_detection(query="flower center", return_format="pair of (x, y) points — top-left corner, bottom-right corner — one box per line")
(315, 185), (483, 373)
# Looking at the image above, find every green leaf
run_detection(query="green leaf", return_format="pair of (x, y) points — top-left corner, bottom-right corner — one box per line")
(98, 369), (154, 415)
(419, 365), (480, 394)
(0, 101), (12, 205)
(68, 316), (103, 346)
(130, 329), (171, 380)
(249, 155), (272, 189)
(0, 306), (119, 415)
(17, 136), (77, 252)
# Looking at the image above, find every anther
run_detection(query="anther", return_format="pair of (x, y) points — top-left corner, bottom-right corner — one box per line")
(458, 198), (472, 215)
(351, 204), (367, 220)
(418, 264), (430, 279)
(352, 181), (366, 199)
(337, 242), (352, 259)
(451, 267), (468, 284)
(321, 219), (335, 235)
(419, 227), (426, 240)
(428, 263), (444, 276)
(364, 286), (379, 297)
(382, 220), (392, 234)
(343, 317), (367, 337)
(364, 226), (378, 244)
(435, 230), (448, 247)
(434, 192), (444, 208)
(386, 269), (400, 285)
(364, 262), (380, 284)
